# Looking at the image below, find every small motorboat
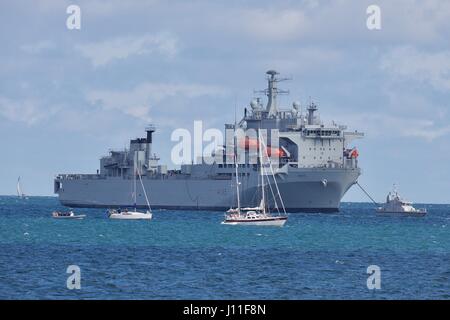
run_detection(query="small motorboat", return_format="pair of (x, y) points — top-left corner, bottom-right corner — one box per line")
(52, 211), (86, 219)
(376, 185), (427, 216)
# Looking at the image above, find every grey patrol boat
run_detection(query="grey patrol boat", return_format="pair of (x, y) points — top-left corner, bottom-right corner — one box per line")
(54, 70), (364, 212)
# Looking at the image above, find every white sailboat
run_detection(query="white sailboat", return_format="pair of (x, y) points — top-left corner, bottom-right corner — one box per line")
(17, 177), (28, 199)
(108, 155), (152, 220)
(222, 131), (288, 226)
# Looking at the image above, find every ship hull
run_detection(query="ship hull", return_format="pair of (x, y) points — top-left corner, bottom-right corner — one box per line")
(55, 167), (360, 213)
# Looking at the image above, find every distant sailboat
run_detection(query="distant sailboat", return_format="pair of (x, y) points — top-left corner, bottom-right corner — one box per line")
(108, 152), (152, 220)
(17, 177), (27, 199)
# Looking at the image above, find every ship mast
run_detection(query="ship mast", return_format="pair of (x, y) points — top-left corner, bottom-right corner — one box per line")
(256, 70), (290, 118)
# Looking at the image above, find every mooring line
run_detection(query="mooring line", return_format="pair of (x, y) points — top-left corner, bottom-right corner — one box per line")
(356, 181), (379, 206)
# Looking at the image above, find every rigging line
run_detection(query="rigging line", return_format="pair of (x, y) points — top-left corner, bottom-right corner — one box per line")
(263, 163), (280, 214)
(356, 181), (379, 206)
(260, 138), (287, 215)
(268, 161), (287, 215)
(265, 162), (280, 213)
(138, 169), (152, 211)
(264, 162), (281, 215)
(258, 138), (280, 214)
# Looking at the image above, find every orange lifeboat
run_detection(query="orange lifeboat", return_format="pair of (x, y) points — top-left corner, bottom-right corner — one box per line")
(238, 137), (287, 157)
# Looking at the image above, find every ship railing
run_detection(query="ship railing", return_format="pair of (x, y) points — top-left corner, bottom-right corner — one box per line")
(343, 158), (358, 169)
(56, 174), (107, 180)
(286, 124), (301, 131)
(296, 162), (350, 169)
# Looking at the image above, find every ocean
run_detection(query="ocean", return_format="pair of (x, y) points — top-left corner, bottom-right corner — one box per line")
(0, 196), (448, 299)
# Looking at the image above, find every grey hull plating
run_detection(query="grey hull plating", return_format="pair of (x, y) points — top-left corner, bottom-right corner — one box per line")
(57, 167), (360, 213)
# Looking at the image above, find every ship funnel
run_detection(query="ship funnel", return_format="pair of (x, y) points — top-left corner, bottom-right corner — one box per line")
(145, 124), (156, 163)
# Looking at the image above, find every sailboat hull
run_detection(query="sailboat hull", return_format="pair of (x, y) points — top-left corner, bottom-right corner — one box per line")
(52, 215), (86, 220)
(221, 216), (287, 226)
(109, 211), (153, 220)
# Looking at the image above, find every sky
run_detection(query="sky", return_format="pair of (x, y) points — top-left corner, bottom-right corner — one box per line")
(1, 0), (450, 203)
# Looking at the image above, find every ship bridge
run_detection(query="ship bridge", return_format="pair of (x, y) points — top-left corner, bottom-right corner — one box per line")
(228, 70), (364, 169)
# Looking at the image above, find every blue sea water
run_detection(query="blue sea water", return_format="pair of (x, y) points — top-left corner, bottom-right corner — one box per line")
(0, 196), (448, 300)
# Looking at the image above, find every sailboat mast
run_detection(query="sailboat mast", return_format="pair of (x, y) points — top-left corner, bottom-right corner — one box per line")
(234, 154), (241, 211)
(258, 130), (266, 214)
(138, 169), (152, 212)
(134, 152), (137, 210)
(17, 177), (21, 197)
(232, 107), (242, 213)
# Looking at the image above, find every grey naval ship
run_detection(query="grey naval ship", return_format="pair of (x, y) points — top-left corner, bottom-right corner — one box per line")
(54, 70), (364, 212)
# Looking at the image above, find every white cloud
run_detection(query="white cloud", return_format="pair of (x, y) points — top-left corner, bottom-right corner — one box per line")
(80, 0), (160, 16)
(401, 122), (450, 141)
(380, 46), (450, 91)
(380, 0), (450, 44)
(237, 8), (309, 41)
(86, 83), (228, 122)
(0, 96), (57, 125)
(76, 33), (178, 67)
(258, 46), (343, 73)
(333, 112), (450, 142)
(218, 1), (450, 46)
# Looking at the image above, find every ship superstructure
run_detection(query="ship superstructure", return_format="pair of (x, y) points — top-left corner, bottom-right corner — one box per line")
(55, 70), (363, 212)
